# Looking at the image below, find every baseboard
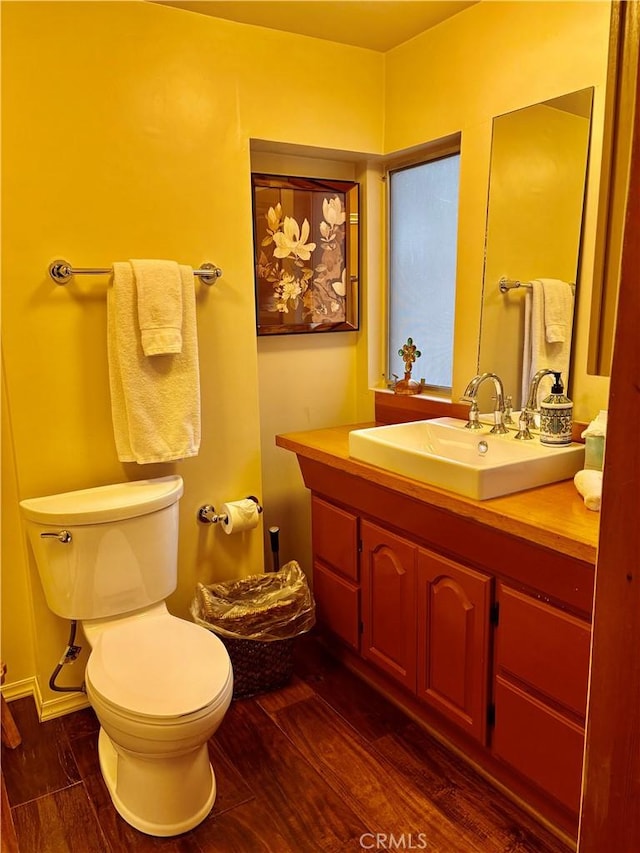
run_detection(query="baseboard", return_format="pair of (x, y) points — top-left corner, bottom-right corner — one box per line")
(39, 690), (90, 721)
(0, 676), (36, 702)
(1, 676), (90, 720)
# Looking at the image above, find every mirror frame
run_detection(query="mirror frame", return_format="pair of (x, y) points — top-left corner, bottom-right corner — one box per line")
(587, 0), (640, 376)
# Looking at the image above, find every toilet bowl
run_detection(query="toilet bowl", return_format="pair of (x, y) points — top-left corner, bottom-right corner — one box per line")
(19, 475), (234, 837)
(83, 603), (233, 836)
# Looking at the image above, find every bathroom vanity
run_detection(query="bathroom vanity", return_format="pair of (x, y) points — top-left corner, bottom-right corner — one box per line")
(277, 412), (599, 842)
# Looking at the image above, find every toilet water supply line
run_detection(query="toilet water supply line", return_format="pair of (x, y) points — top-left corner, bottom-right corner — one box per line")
(49, 620), (86, 693)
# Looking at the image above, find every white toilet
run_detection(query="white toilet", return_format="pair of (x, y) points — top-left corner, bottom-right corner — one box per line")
(20, 475), (233, 838)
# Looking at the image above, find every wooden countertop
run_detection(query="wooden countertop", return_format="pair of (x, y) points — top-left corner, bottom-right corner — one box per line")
(277, 423), (600, 566)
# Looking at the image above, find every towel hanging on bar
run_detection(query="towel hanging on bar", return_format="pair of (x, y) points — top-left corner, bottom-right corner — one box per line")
(107, 263), (201, 464)
(499, 276), (575, 294)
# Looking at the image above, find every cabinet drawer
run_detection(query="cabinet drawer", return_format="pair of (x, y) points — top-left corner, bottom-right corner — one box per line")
(311, 496), (358, 581)
(493, 676), (585, 814)
(496, 584), (591, 717)
(313, 560), (360, 651)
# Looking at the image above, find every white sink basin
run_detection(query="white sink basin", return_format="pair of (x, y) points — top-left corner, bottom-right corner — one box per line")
(348, 417), (584, 500)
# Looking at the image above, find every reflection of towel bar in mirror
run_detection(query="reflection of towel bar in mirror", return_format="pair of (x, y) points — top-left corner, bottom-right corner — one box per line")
(499, 277), (576, 294)
(48, 259), (223, 286)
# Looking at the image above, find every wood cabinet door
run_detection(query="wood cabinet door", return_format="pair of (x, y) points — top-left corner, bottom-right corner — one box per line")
(360, 521), (417, 691)
(417, 549), (491, 743)
(311, 496), (358, 581)
(313, 560), (360, 651)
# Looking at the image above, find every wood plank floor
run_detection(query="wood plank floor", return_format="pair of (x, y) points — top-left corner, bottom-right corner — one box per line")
(1, 635), (571, 853)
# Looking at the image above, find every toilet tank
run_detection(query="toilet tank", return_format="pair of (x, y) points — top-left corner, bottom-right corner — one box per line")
(20, 476), (184, 620)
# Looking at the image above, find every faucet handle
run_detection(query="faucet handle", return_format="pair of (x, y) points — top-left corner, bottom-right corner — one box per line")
(503, 395), (514, 425)
(464, 400), (484, 430)
(489, 410), (509, 435)
(514, 409), (533, 440)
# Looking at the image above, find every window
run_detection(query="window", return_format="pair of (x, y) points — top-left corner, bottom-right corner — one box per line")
(388, 152), (460, 390)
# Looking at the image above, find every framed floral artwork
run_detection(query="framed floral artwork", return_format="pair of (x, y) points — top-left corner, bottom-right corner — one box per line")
(251, 173), (359, 335)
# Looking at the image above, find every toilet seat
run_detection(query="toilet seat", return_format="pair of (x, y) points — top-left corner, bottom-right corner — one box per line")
(86, 613), (231, 719)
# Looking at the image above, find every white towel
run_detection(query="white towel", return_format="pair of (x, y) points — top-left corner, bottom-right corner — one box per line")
(130, 259), (183, 356)
(539, 278), (573, 344)
(574, 469), (603, 512)
(521, 279), (575, 407)
(108, 262), (201, 464)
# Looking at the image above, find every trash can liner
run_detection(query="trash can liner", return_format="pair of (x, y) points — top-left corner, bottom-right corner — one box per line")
(190, 561), (315, 642)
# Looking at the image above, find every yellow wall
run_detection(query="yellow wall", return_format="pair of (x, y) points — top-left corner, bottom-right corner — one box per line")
(252, 150), (365, 574)
(1, 362), (36, 693)
(1, 0), (383, 711)
(1, 0), (613, 712)
(384, 0), (612, 420)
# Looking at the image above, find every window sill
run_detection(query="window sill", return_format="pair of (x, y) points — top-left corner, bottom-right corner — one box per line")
(373, 390), (469, 425)
(373, 387), (451, 402)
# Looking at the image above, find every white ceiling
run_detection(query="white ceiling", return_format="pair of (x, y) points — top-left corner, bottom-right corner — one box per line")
(152, 1), (478, 52)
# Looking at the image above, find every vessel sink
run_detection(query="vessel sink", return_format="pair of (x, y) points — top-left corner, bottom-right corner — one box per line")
(348, 417), (584, 500)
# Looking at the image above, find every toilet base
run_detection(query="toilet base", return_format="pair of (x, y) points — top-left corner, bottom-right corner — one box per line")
(97, 728), (216, 837)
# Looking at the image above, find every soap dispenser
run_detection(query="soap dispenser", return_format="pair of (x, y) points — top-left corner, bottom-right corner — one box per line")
(539, 372), (573, 446)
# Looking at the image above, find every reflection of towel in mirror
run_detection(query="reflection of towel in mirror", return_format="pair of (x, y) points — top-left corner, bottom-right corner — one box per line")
(574, 469), (603, 512)
(521, 279), (575, 407)
(540, 278), (573, 343)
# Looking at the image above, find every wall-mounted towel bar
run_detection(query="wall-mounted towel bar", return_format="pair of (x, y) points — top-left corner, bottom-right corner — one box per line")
(498, 276), (575, 294)
(499, 277), (532, 293)
(48, 259), (223, 286)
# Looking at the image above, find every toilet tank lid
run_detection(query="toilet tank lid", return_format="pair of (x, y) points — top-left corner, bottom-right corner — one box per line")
(20, 475), (184, 525)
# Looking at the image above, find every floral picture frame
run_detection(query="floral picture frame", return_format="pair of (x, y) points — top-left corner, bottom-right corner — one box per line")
(251, 173), (359, 335)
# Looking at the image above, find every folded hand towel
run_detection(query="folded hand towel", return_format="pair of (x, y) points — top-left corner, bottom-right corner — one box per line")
(539, 278), (574, 344)
(131, 259), (183, 356)
(574, 469), (603, 512)
(108, 262), (200, 464)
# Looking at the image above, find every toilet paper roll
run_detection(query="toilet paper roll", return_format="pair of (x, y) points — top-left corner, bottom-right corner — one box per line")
(220, 499), (260, 534)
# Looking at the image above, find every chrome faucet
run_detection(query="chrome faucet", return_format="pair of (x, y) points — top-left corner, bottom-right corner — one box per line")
(515, 368), (556, 440)
(461, 372), (509, 434)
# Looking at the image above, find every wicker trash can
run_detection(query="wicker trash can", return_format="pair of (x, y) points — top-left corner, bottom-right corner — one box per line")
(191, 561), (315, 699)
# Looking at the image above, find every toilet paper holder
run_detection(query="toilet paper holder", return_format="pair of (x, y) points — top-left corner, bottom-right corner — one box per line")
(197, 495), (263, 525)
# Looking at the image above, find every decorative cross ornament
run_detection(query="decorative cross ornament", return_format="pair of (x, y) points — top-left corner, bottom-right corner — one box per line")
(398, 337), (422, 376)
(394, 337), (423, 396)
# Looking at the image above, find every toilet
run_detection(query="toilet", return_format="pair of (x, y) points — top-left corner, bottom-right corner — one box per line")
(20, 475), (233, 838)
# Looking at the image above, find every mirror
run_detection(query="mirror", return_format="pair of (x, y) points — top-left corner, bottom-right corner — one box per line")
(477, 88), (594, 410)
